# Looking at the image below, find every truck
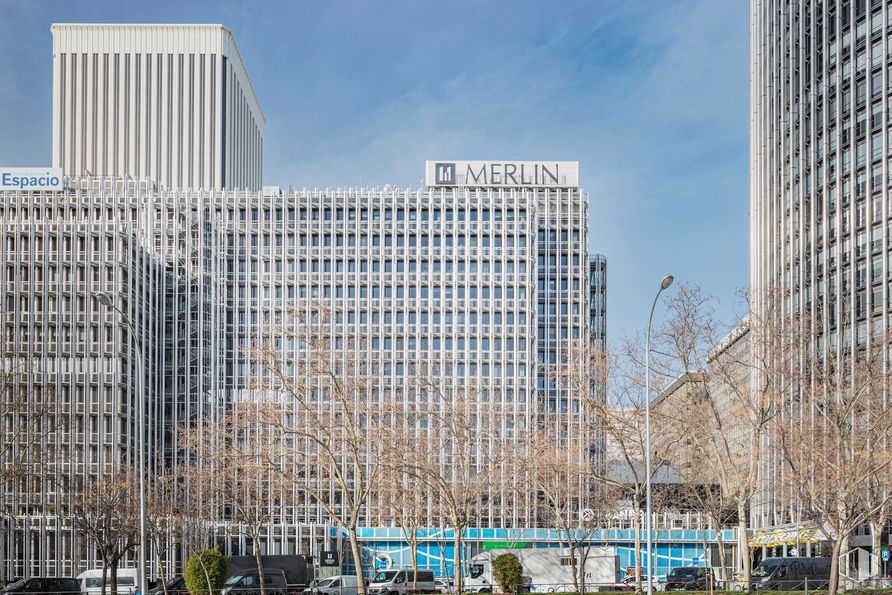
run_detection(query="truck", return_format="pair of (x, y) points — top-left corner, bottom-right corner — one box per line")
(464, 547), (621, 593)
(228, 556), (315, 594)
(78, 568), (141, 595)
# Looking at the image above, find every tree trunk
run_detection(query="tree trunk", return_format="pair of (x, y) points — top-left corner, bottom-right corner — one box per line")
(155, 539), (169, 595)
(715, 532), (727, 587)
(198, 550), (216, 595)
(110, 559), (118, 595)
(100, 560), (109, 595)
(411, 534), (419, 591)
(829, 537), (844, 595)
(570, 543), (580, 595)
(634, 499), (642, 593)
(347, 526), (367, 595)
(254, 538), (267, 595)
(737, 505), (751, 593)
(453, 528), (464, 595)
(871, 520), (883, 585)
(99, 558), (108, 595)
(578, 545), (591, 595)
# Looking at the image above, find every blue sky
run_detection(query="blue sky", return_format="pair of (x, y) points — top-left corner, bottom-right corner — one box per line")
(0, 0), (750, 342)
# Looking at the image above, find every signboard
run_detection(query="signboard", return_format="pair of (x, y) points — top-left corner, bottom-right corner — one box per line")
(425, 160), (578, 188)
(882, 548), (890, 561)
(0, 167), (64, 191)
(320, 550), (339, 567)
(374, 553), (393, 570)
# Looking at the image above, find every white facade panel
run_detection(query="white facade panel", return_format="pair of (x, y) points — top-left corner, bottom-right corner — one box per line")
(51, 24), (264, 190)
(0, 177), (590, 577)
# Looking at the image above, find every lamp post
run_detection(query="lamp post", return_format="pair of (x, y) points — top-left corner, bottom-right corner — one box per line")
(95, 293), (148, 595)
(645, 275), (674, 595)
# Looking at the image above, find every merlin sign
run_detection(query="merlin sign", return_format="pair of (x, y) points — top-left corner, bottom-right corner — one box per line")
(425, 160), (578, 188)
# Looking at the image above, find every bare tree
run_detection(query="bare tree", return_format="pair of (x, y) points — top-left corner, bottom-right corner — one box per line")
(0, 366), (63, 567)
(248, 304), (399, 595)
(406, 368), (514, 595)
(650, 285), (796, 589)
(777, 328), (892, 595)
(568, 340), (674, 592)
(865, 465), (892, 584)
(182, 402), (290, 595)
(371, 472), (428, 590)
(524, 427), (604, 593)
(70, 470), (141, 595)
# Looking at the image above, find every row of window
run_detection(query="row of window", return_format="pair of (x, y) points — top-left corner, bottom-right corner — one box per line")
(229, 258), (531, 274)
(232, 309), (528, 327)
(231, 284), (529, 301)
(230, 232), (531, 249)
(241, 360), (529, 379)
(230, 207), (529, 223)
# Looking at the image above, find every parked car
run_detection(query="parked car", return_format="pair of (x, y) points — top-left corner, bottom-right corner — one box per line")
(305, 576), (358, 595)
(221, 569), (288, 595)
(0, 578), (80, 595)
(433, 578), (452, 594)
(751, 557), (831, 590)
(664, 567), (714, 591)
(368, 570), (436, 595)
(148, 577), (188, 595)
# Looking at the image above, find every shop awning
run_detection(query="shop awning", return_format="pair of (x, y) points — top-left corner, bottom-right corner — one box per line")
(748, 523), (828, 548)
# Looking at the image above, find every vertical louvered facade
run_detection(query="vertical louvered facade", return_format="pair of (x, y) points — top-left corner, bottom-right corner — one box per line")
(51, 24), (264, 191)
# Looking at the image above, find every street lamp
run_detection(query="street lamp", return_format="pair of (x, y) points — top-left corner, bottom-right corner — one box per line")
(645, 275), (673, 595)
(95, 293), (148, 595)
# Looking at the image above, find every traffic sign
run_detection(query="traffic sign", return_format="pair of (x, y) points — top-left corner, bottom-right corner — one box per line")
(881, 548), (890, 561)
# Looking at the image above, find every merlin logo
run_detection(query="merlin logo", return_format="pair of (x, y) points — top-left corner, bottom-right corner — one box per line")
(434, 162), (456, 185)
(425, 160), (578, 187)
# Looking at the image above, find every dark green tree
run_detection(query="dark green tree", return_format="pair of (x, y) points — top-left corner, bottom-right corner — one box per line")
(492, 553), (523, 594)
(185, 549), (227, 595)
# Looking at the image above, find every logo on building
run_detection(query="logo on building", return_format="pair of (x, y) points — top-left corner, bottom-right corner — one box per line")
(434, 162), (456, 185)
(320, 550), (340, 567)
(374, 553), (393, 570)
(425, 160), (578, 188)
(0, 167), (64, 191)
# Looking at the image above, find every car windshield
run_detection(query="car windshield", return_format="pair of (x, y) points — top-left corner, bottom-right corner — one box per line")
(670, 568), (699, 577)
(469, 564), (485, 579)
(224, 575), (245, 586)
(752, 563), (778, 578)
(373, 572), (398, 583)
(316, 579), (335, 588)
(2, 579), (30, 592)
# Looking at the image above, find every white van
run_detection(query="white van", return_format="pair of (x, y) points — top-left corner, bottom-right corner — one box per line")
(368, 570), (435, 595)
(78, 568), (141, 595)
(307, 575), (359, 595)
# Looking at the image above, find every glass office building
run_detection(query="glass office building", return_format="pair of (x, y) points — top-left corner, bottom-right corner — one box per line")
(751, 0), (892, 529)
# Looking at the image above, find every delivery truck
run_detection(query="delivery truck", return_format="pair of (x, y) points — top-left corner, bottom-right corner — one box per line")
(464, 547), (620, 593)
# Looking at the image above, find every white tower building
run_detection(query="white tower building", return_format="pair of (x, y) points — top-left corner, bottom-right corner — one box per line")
(51, 24), (264, 190)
